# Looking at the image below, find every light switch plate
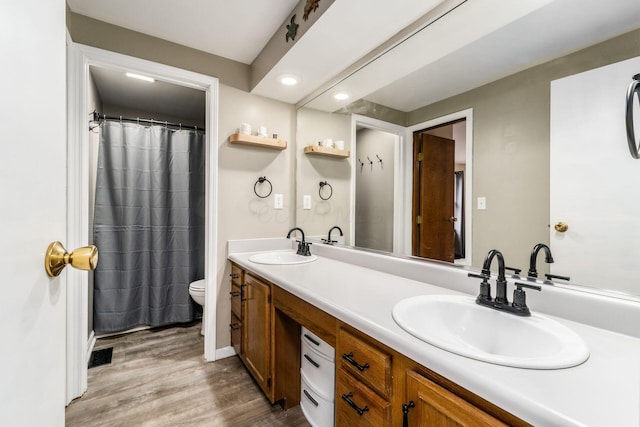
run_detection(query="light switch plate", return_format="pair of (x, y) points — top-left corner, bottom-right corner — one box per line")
(477, 196), (486, 210)
(303, 195), (311, 210)
(274, 193), (283, 209)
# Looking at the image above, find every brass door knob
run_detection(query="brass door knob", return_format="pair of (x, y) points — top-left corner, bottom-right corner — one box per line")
(554, 222), (569, 232)
(45, 241), (99, 277)
(449, 217), (458, 222)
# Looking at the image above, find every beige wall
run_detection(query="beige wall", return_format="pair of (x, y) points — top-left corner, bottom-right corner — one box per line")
(406, 28), (640, 271)
(217, 84), (296, 347)
(355, 129), (396, 252)
(296, 108), (352, 241)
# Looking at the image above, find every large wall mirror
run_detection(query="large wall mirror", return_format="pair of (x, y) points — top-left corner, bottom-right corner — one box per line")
(294, 0), (640, 299)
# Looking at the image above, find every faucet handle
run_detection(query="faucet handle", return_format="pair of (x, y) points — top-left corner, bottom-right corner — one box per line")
(468, 272), (492, 302)
(512, 282), (542, 316)
(505, 266), (522, 277)
(545, 273), (570, 282)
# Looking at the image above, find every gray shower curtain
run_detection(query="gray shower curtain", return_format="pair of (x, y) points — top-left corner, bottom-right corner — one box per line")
(93, 121), (205, 333)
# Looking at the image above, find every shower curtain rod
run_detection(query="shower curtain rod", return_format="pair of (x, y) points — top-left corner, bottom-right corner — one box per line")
(91, 111), (205, 132)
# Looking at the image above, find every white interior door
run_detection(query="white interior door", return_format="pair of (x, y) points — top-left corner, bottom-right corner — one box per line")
(0, 2), (68, 425)
(550, 56), (640, 294)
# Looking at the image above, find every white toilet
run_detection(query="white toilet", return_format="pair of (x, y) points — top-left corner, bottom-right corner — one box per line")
(189, 279), (205, 306)
(189, 279), (205, 335)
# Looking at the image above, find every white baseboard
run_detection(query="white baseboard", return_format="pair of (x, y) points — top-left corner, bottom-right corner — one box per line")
(86, 331), (96, 366)
(215, 346), (236, 360)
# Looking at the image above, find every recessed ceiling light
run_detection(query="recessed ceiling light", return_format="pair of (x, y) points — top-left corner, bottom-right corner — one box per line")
(334, 92), (350, 101)
(279, 75), (299, 86)
(126, 72), (155, 83)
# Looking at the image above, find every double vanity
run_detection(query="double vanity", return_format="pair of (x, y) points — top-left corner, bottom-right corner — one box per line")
(228, 238), (640, 426)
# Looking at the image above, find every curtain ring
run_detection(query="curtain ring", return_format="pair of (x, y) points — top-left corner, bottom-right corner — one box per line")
(254, 176), (272, 198)
(319, 181), (333, 200)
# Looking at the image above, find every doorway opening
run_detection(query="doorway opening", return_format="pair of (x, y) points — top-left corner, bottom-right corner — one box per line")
(412, 119), (466, 262)
(67, 43), (219, 403)
(408, 109), (472, 266)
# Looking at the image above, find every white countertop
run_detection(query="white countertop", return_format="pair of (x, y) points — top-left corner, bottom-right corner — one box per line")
(228, 244), (640, 427)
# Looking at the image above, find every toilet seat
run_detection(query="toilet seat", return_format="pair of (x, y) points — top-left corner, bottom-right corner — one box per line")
(189, 279), (205, 292)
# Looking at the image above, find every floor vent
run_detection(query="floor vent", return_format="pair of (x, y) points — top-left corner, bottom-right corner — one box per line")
(89, 347), (113, 369)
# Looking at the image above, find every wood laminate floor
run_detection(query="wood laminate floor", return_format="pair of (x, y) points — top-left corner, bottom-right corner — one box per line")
(66, 322), (311, 426)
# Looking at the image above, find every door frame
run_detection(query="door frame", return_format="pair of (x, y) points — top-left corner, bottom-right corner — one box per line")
(66, 43), (219, 403)
(406, 108), (473, 266)
(351, 115), (406, 254)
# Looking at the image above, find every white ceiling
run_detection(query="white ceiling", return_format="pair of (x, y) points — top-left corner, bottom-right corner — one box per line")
(70, 0), (640, 115)
(67, 0), (299, 64)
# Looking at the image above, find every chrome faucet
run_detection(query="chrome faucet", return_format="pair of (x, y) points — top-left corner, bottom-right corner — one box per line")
(527, 243), (554, 278)
(322, 226), (343, 245)
(286, 227), (312, 256)
(468, 249), (541, 316)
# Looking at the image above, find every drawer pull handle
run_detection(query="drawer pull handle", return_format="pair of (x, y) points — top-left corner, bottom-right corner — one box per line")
(229, 273), (239, 279)
(341, 392), (369, 416)
(303, 354), (320, 368)
(303, 333), (321, 346)
(240, 284), (247, 302)
(229, 291), (240, 297)
(342, 352), (370, 372)
(229, 323), (241, 330)
(303, 389), (319, 407)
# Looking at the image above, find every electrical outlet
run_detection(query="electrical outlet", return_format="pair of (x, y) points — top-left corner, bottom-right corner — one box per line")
(303, 195), (311, 210)
(274, 194), (283, 209)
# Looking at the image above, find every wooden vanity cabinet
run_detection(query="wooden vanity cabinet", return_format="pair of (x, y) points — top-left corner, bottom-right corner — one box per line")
(243, 272), (274, 400)
(229, 263), (530, 426)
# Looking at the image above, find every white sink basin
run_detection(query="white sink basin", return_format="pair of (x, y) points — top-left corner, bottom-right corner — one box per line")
(248, 251), (317, 265)
(392, 294), (589, 369)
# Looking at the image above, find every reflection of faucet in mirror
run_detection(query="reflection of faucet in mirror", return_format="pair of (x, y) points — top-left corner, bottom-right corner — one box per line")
(528, 243), (554, 278)
(322, 226), (343, 245)
(286, 227), (312, 256)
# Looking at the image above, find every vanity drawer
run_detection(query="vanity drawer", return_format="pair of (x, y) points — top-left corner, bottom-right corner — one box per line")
(301, 370), (334, 427)
(338, 328), (392, 399)
(230, 264), (243, 287)
(230, 283), (242, 318)
(301, 338), (335, 395)
(302, 326), (335, 361)
(336, 368), (390, 427)
(230, 313), (242, 356)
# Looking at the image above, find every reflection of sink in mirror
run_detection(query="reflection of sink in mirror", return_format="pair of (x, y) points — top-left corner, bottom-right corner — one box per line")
(392, 295), (589, 369)
(248, 251), (317, 265)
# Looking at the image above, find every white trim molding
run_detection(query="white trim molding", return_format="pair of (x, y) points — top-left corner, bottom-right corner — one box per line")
(66, 42), (219, 402)
(215, 346), (237, 360)
(406, 108), (473, 266)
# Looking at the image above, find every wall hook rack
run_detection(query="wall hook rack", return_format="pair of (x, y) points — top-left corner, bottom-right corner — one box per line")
(319, 180), (333, 200)
(254, 176), (273, 198)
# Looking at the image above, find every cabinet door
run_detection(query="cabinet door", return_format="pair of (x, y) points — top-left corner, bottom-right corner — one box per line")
(244, 274), (272, 397)
(405, 371), (507, 427)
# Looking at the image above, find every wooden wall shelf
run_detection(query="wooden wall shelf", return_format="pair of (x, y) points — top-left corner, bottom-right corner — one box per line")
(230, 133), (287, 150)
(304, 145), (350, 159)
